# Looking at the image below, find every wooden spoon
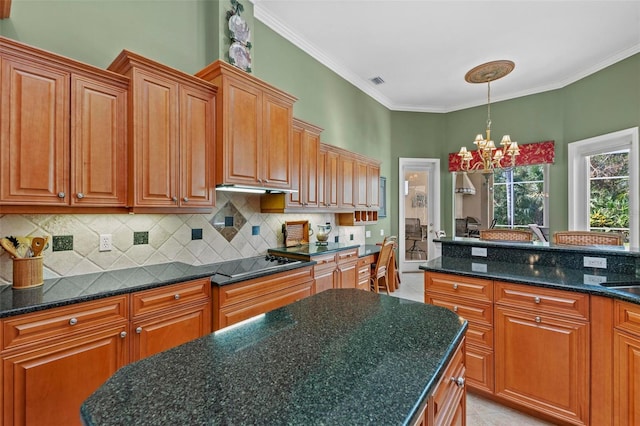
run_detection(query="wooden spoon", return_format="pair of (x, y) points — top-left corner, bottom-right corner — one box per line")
(31, 237), (46, 257)
(1, 238), (20, 258)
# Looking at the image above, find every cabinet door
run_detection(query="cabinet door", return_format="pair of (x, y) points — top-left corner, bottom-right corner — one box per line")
(70, 74), (127, 206)
(262, 93), (292, 189)
(301, 128), (320, 208)
(2, 325), (128, 426)
(495, 306), (589, 425)
(131, 303), (211, 362)
(325, 149), (340, 208)
(179, 85), (215, 208)
(339, 154), (356, 209)
(367, 162), (380, 209)
(614, 331), (640, 426)
(287, 124), (304, 208)
(222, 77), (261, 186)
(355, 159), (369, 209)
(317, 147), (327, 207)
(131, 69), (179, 207)
(1, 57), (69, 205)
(336, 250), (358, 289)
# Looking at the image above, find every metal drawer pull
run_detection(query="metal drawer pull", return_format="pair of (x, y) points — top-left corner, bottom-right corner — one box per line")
(534, 296), (541, 304)
(58, 192), (66, 198)
(69, 318), (78, 326)
(451, 376), (465, 388)
(120, 331), (127, 338)
(453, 306), (458, 313)
(453, 284), (458, 290)
(76, 192), (84, 199)
(136, 327), (143, 334)
(174, 294), (180, 300)
(535, 316), (541, 323)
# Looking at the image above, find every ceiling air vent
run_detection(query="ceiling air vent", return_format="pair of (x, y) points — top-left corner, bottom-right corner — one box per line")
(370, 76), (385, 85)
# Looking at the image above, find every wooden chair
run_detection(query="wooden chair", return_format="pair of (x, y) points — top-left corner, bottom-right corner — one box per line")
(553, 231), (624, 246)
(479, 229), (533, 241)
(370, 236), (397, 294)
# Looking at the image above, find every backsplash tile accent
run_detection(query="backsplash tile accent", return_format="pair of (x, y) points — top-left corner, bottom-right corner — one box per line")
(211, 201), (246, 242)
(192, 229), (203, 240)
(0, 192), (365, 285)
(133, 231), (149, 245)
(52, 235), (73, 252)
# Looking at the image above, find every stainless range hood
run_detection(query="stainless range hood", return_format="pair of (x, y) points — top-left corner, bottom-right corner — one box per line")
(215, 184), (298, 194)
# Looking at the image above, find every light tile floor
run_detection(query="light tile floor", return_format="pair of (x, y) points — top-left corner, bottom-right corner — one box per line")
(391, 272), (556, 426)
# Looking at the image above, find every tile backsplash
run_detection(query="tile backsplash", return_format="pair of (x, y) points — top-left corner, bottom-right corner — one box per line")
(0, 192), (365, 285)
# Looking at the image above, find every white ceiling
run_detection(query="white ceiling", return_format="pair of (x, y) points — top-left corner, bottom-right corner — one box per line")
(252, 0), (640, 113)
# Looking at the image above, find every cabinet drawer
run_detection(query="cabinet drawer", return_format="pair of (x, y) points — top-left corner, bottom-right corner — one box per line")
(216, 267), (313, 308)
(357, 254), (374, 269)
(336, 248), (359, 264)
(614, 300), (640, 334)
(132, 278), (210, 318)
(494, 281), (589, 321)
(312, 253), (337, 273)
(465, 322), (493, 349)
(3, 295), (128, 351)
(426, 272), (492, 302)
(426, 294), (492, 326)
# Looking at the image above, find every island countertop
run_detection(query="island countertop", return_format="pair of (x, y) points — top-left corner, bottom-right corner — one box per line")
(80, 289), (467, 426)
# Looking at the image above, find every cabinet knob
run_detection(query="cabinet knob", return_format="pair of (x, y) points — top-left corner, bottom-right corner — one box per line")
(453, 306), (458, 313)
(450, 376), (465, 388)
(452, 283), (458, 290)
(174, 294), (180, 300)
(172, 196), (178, 202)
(69, 317), (78, 326)
(76, 192), (84, 199)
(183, 197), (189, 203)
(58, 192), (66, 198)
(136, 326), (143, 334)
(535, 316), (541, 323)
(120, 331), (127, 338)
(534, 296), (541, 304)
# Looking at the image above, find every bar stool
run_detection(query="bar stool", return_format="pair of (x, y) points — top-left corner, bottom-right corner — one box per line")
(370, 236), (397, 294)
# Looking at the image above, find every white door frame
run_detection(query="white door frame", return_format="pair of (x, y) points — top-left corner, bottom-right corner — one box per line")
(398, 157), (441, 272)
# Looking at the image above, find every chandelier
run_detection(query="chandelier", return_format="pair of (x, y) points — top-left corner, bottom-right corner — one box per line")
(457, 60), (520, 173)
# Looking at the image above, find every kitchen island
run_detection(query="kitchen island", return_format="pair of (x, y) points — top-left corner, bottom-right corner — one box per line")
(80, 289), (467, 425)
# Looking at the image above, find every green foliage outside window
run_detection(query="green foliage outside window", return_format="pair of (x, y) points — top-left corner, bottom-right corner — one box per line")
(589, 152), (629, 231)
(493, 165), (545, 227)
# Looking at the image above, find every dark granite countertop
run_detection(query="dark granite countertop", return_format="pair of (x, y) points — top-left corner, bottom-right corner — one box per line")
(420, 256), (640, 305)
(268, 242), (361, 257)
(0, 258), (315, 319)
(80, 289), (467, 426)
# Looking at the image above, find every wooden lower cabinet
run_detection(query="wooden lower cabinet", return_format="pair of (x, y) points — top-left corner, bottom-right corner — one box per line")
(213, 266), (314, 331)
(1, 296), (129, 426)
(130, 278), (211, 361)
(336, 248), (358, 288)
(312, 252), (338, 293)
(425, 272), (494, 394)
(494, 282), (590, 425)
(356, 255), (374, 291)
(613, 300), (640, 426)
(412, 338), (466, 426)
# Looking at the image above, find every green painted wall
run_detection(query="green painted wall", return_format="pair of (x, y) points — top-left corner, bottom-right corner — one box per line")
(2, 0), (638, 241)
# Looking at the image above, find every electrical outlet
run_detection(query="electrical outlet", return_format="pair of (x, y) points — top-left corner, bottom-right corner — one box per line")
(584, 256), (607, 269)
(365, 230), (371, 238)
(471, 247), (488, 257)
(99, 234), (112, 252)
(380, 229), (384, 236)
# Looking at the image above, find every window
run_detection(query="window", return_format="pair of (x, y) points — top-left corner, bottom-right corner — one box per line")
(493, 164), (549, 228)
(568, 127), (639, 247)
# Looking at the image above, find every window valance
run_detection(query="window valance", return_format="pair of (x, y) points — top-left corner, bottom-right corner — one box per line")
(448, 140), (555, 172)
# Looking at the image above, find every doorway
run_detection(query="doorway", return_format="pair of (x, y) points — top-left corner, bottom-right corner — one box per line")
(398, 158), (440, 272)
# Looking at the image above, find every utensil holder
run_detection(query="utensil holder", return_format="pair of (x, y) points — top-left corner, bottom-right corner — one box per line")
(12, 256), (44, 289)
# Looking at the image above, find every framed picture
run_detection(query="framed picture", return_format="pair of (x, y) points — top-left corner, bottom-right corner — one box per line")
(379, 177), (387, 218)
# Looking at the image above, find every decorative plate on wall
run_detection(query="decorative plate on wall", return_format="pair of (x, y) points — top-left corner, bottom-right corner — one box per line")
(229, 42), (251, 72)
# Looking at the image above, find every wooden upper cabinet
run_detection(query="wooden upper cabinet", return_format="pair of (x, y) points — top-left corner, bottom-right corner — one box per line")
(355, 156), (380, 210)
(1, 57), (69, 206)
(0, 37), (129, 210)
(71, 75), (128, 206)
(339, 153), (356, 209)
(286, 118), (321, 209)
(108, 50), (216, 212)
(320, 144), (340, 209)
(195, 60), (296, 191)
